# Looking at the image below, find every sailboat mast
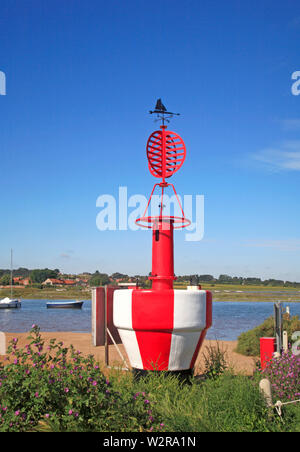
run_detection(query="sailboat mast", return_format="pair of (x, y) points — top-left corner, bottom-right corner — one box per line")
(10, 248), (13, 299)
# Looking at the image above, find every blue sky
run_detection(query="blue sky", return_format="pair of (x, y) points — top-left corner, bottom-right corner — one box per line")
(1, 0), (300, 280)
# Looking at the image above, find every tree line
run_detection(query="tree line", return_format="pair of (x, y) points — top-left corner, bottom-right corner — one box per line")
(176, 274), (300, 287)
(1, 268), (300, 288)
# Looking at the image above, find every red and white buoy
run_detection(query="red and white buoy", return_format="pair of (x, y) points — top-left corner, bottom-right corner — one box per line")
(113, 101), (212, 377)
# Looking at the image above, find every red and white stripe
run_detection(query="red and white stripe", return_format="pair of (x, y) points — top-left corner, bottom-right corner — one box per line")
(113, 288), (212, 371)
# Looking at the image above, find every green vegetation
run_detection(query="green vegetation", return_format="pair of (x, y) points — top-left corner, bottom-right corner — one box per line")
(177, 273), (300, 288)
(1, 327), (299, 432)
(0, 326), (164, 432)
(0, 285), (90, 300)
(0, 274), (11, 286)
(1, 281), (300, 301)
(1, 266), (300, 301)
(261, 350), (300, 403)
(236, 315), (300, 356)
(88, 271), (110, 287)
(30, 269), (60, 284)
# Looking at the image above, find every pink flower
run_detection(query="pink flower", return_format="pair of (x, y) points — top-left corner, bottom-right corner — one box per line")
(15, 410), (20, 416)
(68, 409), (73, 415)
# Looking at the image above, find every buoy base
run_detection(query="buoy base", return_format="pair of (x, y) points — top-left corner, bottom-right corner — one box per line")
(132, 367), (193, 383)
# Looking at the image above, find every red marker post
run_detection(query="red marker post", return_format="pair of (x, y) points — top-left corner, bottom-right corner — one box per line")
(260, 337), (276, 370)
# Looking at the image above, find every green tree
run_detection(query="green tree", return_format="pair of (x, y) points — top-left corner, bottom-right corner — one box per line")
(30, 268), (60, 284)
(89, 273), (110, 287)
(0, 274), (11, 286)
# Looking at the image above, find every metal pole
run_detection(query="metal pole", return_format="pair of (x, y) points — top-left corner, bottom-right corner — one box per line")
(274, 301), (282, 354)
(10, 249), (13, 299)
(104, 285), (109, 367)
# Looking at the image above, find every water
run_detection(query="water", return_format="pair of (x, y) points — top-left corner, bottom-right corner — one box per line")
(206, 301), (300, 340)
(0, 299), (91, 334)
(0, 299), (300, 341)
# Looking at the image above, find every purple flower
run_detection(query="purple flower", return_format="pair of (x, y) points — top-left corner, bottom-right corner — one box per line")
(64, 387), (69, 393)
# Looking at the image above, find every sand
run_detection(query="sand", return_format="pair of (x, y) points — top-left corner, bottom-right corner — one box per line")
(0, 332), (258, 375)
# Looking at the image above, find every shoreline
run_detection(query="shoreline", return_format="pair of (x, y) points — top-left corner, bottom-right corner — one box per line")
(0, 332), (257, 376)
(1, 288), (300, 303)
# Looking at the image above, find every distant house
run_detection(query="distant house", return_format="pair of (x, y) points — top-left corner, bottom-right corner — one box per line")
(42, 278), (64, 286)
(21, 278), (31, 286)
(75, 278), (88, 286)
(13, 277), (31, 286)
(63, 279), (76, 286)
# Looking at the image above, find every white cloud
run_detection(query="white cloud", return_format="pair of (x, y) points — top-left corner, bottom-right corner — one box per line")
(252, 141), (300, 171)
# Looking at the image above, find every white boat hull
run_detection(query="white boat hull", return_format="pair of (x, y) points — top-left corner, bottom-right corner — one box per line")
(0, 298), (21, 309)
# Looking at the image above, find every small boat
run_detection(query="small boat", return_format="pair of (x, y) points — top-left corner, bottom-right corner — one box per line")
(0, 251), (21, 309)
(46, 300), (84, 309)
(0, 297), (21, 309)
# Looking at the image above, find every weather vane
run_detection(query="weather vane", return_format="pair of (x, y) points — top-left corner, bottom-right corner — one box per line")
(149, 98), (180, 125)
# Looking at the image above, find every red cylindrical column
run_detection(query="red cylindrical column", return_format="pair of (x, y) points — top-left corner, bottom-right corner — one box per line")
(149, 219), (175, 290)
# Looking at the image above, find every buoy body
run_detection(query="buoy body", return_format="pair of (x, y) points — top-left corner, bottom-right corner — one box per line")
(113, 287), (212, 372)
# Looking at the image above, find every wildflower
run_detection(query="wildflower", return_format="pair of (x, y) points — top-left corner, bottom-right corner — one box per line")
(35, 392), (39, 398)
(92, 381), (97, 386)
(68, 409), (73, 415)
(64, 387), (69, 393)
(45, 414), (50, 418)
(15, 410), (20, 416)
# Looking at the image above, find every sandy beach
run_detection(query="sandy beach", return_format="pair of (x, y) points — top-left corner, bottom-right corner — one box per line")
(0, 332), (257, 375)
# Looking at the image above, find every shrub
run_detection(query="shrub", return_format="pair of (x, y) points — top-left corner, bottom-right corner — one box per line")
(259, 350), (300, 403)
(198, 341), (228, 379)
(236, 315), (300, 356)
(0, 326), (163, 432)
